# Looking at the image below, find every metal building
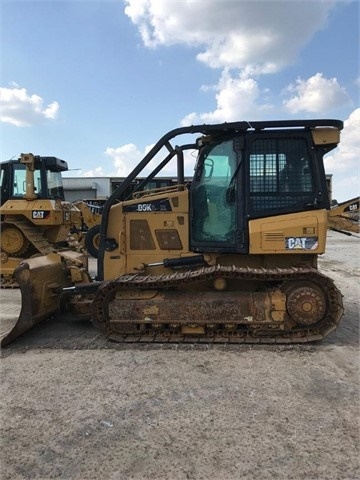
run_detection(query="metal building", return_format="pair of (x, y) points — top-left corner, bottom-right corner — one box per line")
(62, 177), (112, 202)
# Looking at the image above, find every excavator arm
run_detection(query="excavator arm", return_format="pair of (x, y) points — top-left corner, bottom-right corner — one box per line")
(327, 197), (360, 235)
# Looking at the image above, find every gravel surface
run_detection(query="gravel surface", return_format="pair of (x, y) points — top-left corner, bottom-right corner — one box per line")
(1, 231), (359, 480)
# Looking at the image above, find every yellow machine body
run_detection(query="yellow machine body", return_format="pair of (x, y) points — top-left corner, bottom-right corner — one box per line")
(1, 198), (81, 244)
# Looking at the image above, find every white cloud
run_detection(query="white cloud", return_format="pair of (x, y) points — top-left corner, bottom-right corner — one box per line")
(283, 73), (351, 114)
(103, 142), (190, 177)
(181, 71), (354, 125)
(181, 70), (273, 125)
(124, 0), (337, 73)
(324, 108), (360, 201)
(325, 108), (360, 174)
(125, 1), (352, 123)
(0, 86), (59, 127)
(82, 167), (106, 177)
(104, 143), (144, 176)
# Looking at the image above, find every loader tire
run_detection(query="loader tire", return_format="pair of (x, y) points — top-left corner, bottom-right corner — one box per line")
(85, 224), (101, 258)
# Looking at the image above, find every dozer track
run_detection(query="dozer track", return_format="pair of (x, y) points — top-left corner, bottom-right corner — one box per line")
(92, 265), (344, 344)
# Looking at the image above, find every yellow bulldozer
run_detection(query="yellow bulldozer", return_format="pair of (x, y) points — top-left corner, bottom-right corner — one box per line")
(0, 153), (88, 287)
(0, 154), (112, 287)
(1, 119), (357, 346)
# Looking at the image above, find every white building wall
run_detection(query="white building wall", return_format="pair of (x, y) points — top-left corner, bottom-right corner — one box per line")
(63, 177), (112, 201)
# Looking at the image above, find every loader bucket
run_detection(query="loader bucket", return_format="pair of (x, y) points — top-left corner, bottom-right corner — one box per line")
(0, 253), (72, 346)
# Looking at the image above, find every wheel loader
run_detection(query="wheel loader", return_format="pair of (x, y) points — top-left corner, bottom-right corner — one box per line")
(0, 153), (86, 287)
(1, 119), (349, 346)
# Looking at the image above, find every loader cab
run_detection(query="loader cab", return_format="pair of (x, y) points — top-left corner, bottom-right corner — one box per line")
(0, 156), (68, 205)
(190, 128), (331, 254)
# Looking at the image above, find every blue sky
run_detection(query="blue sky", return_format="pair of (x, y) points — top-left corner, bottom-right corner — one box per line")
(1, 0), (359, 201)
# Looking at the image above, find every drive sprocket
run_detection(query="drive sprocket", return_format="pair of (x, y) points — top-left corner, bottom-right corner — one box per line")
(0, 222), (30, 256)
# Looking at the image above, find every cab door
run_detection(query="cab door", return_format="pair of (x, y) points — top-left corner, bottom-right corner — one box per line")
(190, 138), (247, 253)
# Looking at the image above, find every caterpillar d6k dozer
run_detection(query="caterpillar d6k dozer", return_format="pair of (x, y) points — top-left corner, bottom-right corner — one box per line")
(1, 119), (346, 346)
(0, 153), (86, 287)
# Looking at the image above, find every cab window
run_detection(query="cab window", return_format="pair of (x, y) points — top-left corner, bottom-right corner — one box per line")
(191, 140), (237, 243)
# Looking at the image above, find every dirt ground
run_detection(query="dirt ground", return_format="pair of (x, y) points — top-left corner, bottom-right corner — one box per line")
(1, 230), (359, 480)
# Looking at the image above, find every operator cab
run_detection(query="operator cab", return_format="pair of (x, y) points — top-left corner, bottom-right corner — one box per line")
(0, 156), (68, 205)
(190, 128), (331, 253)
